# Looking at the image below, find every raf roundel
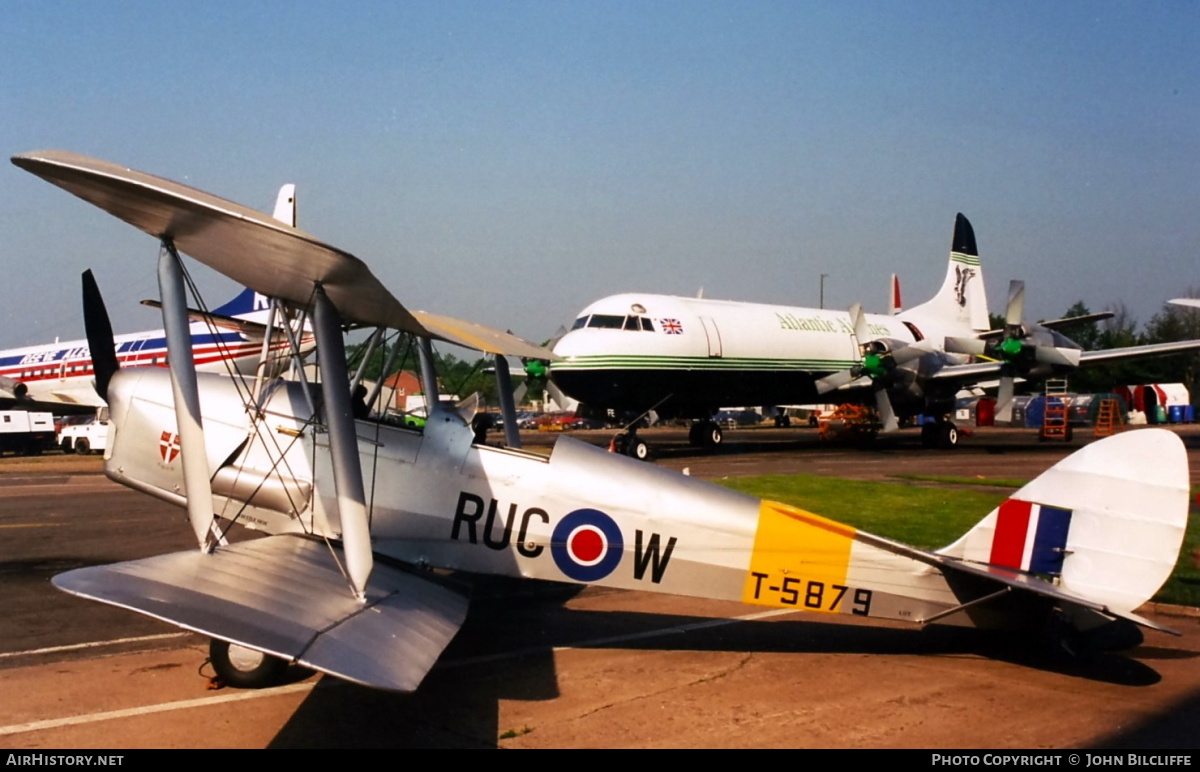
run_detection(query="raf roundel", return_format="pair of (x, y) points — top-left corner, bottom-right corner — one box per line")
(550, 508), (624, 582)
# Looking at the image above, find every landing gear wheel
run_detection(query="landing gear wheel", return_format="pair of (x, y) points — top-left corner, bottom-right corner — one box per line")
(939, 422), (958, 449)
(687, 424), (701, 446)
(75, 438), (90, 455)
(703, 423), (723, 448)
(209, 639), (288, 689)
(627, 438), (651, 461)
(920, 423), (936, 448)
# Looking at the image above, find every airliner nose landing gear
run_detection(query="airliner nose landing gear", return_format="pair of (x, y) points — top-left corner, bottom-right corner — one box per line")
(610, 430), (651, 460)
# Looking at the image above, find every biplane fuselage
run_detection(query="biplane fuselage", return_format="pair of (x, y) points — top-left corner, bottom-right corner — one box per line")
(107, 365), (1182, 638)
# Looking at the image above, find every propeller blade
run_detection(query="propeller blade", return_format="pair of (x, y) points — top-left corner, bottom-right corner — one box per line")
(944, 336), (988, 356)
(816, 369), (860, 394)
(996, 376), (1016, 423)
(890, 339), (934, 366)
(1005, 280), (1025, 328)
(875, 387), (899, 433)
(81, 270), (119, 402)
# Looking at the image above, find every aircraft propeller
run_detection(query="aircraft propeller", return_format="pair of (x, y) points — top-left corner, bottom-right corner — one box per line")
(816, 304), (932, 432)
(945, 280), (1081, 421)
(81, 270), (120, 402)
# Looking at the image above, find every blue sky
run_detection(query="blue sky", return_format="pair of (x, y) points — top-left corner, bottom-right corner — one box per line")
(2, 1), (1197, 348)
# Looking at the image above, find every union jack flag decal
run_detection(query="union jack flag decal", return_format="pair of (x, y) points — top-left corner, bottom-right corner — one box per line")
(660, 318), (684, 334)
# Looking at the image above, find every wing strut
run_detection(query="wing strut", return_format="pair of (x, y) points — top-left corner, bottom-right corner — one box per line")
(251, 299), (280, 405)
(313, 286), (373, 600)
(493, 355), (522, 448)
(157, 242), (217, 551)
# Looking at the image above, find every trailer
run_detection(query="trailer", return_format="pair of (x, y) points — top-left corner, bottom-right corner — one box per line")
(0, 410), (55, 455)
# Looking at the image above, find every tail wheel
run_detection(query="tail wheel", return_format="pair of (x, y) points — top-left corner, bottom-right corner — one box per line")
(208, 639), (288, 689)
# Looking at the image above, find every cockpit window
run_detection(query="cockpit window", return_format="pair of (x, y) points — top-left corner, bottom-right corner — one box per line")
(588, 314), (625, 329)
(583, 314), (657, 331)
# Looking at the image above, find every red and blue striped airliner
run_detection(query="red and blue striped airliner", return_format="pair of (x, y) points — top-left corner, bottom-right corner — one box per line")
(0, 288), (300, 409)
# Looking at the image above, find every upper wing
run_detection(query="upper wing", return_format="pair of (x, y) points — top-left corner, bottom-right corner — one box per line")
(12, 150), (555, 361)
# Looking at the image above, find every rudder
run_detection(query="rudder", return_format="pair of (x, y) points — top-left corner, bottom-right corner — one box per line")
(903, 213), (990, 333)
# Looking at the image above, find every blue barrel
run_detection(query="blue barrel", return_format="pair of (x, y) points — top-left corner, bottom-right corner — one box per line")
(1169, 405), (1186, 424)
(1025, 396), (1045, 428)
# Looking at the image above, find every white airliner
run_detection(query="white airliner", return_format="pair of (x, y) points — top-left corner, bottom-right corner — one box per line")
(550, 214), (1200, 456)
(0, 185), (304, 411)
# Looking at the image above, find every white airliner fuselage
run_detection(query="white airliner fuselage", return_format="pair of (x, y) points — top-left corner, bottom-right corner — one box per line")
(551, 215), (989, 428)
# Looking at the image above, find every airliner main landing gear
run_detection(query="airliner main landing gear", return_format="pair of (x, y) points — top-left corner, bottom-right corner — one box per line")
(687, 420), (723, 449)
(919, 419), (959, 449)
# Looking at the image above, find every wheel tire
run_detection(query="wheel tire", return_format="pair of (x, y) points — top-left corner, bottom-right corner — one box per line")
(61, 438), (72, 453)
(706, 424), (723, 448)
(687, 424), (701, 446)
(209, 639), (288, 689)
(939, 423), (959, 449)
(627, 439), (651, 461)
(75, 438), (90, 455)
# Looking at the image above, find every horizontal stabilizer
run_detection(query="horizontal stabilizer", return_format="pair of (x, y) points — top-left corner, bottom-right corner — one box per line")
(140, 299), (271, 337)
(53, 535), (468, 692)
(851, 525), (1179, 635)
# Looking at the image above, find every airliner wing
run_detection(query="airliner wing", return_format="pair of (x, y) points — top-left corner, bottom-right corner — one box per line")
(13, 150), (554, 361)
(927, 339), (1200, 384)
(1078, 340), (1200, 364)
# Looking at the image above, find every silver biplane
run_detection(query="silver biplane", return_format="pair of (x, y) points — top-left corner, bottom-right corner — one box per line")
(13, 150), (1190, 692)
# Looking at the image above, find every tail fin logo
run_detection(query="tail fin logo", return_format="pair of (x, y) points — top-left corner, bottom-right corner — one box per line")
(954, 266), (976, 308)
